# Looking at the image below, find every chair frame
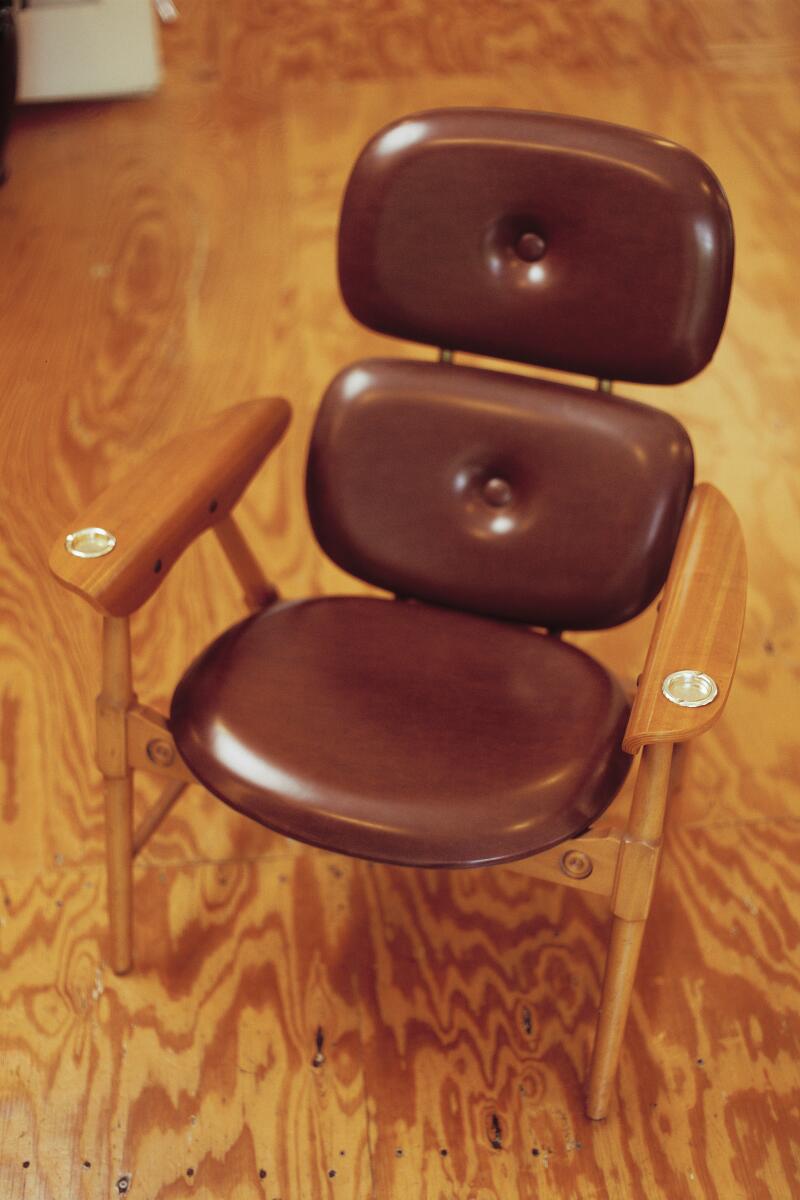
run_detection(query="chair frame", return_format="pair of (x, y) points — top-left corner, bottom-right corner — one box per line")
(49, 381), (746, 1121)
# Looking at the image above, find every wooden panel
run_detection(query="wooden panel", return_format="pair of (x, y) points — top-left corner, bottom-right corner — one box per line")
(0, 854), (373, 1199)
(1, 822), (797, 1198)
(352, 817), (800, 1199)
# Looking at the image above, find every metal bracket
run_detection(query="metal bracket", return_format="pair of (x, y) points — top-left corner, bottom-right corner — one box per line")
(127, 703), (196, 783)
(507, 826), (623, 898)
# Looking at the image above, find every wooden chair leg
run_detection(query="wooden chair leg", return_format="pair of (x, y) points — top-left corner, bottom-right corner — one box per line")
(104, 773), (134, 974)
(586, 915), (647, 1119)
(585, 741), (674, 1119)
(97, 616), (136, 975)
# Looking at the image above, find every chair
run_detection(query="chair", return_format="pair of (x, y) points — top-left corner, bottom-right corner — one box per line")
(48, 108), (746, 1120)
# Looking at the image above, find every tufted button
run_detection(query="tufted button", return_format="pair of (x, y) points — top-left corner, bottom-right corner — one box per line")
(482, 477), (513, 507)
(515, 232), (546, 263)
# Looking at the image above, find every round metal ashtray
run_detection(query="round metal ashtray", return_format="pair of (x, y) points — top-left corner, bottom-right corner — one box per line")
(661, 669), (718, 708)
(64, 526), (117, 559)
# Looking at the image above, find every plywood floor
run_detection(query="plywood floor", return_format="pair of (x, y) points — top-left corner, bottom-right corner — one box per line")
(1, 2), (799, 1197)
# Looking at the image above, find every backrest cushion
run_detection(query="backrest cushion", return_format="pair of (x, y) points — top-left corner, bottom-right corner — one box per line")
(338, 109), (734, 385)
(306, 360), (694, 630)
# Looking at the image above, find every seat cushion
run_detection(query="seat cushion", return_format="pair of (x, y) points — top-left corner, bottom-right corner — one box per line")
(170, 597), (632, 868)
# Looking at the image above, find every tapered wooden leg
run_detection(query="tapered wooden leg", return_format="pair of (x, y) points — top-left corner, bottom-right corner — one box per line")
(97, 616), (136, 974)
(586, 916), (646, 1119)
(104, 773), (134, 974)
(585, 741), (674, 1120)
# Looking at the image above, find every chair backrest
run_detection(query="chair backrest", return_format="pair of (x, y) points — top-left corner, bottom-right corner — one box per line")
(337, 109), (733, 385)
(307, 109), (733, 631)
(307, 359), (693, 630)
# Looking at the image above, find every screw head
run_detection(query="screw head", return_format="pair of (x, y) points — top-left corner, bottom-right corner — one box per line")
(560, 849), (593, 880)
(146, 739), (175, 768)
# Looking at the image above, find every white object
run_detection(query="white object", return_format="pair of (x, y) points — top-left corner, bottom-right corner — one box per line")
(17, 0), (160, 103)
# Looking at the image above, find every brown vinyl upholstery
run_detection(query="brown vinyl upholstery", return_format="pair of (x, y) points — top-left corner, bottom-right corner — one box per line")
(307, 359), (694, 630)
(170, 108), (734, 867)
(170, 598), (632, 867)
(339, 109), (733, 384)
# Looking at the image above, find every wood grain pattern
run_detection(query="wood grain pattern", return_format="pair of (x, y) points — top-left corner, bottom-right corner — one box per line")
(1, 0), (799, 1194)
(0, 855), (373, 1199)
(624, 484), (747, 753)
(353, 820), (800, 1199)
(1, 826), (797, 1198)
(49, 397), (290, 617)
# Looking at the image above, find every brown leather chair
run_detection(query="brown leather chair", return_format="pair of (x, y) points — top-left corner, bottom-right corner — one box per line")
(49, 109), (747, 1120)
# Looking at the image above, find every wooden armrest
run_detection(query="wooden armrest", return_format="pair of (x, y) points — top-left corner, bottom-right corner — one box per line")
(49, 397), (291, 617)
(623, 483), (747, 754)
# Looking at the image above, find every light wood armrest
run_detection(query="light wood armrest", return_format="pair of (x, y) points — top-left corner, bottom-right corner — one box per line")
(49, 397), (291, 617)
(623, 483), (747, 754)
